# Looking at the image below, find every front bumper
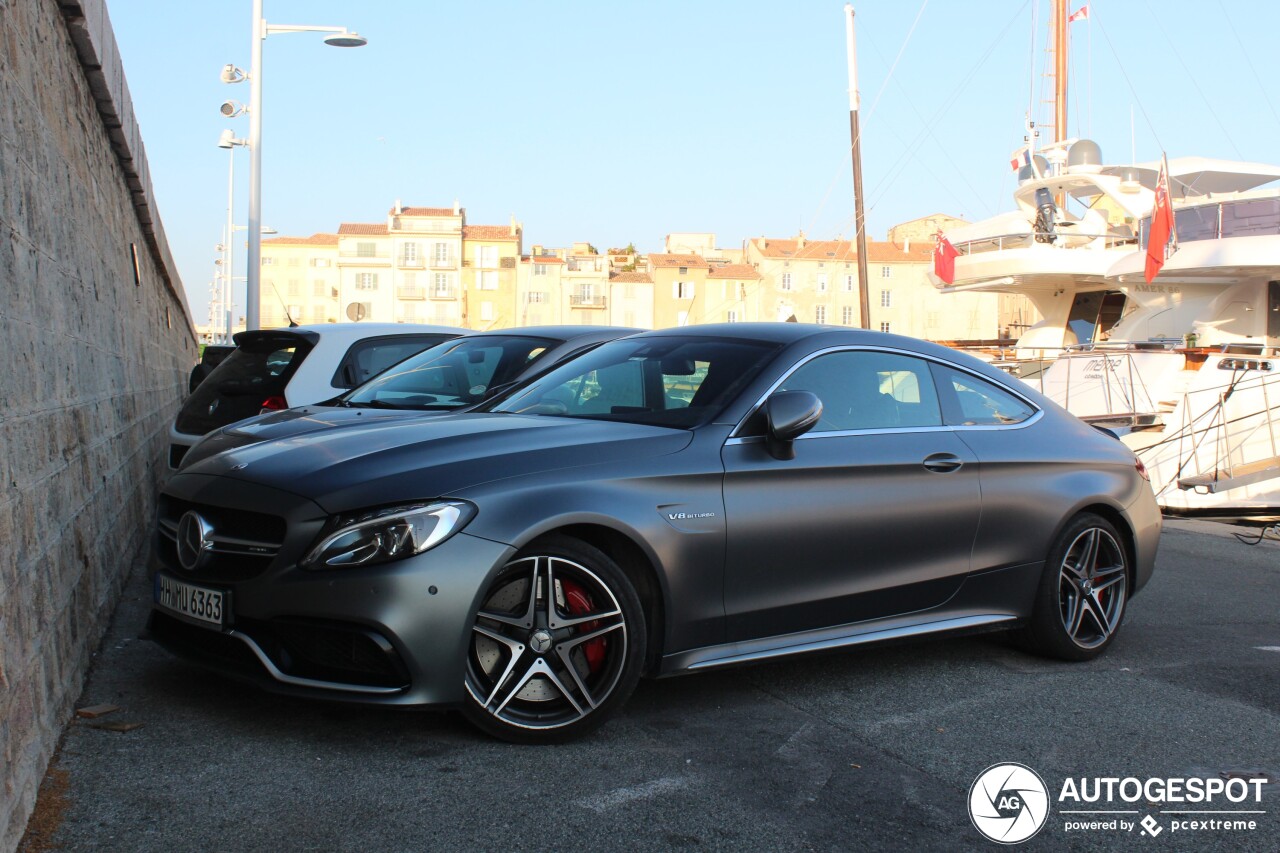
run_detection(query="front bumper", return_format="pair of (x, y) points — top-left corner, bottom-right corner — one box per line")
(148, 474), (515, 706)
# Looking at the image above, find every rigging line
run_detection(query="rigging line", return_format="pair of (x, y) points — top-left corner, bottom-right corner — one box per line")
(872, 44), (997, 218)
(866, 0), (1031, 216)
(1214, 0), (1280, 134)
(1089, 7), (1163, 152)
(1139, 0), (1242, 159)
(1026, 0), (1039, 122)
(808, 2), (929, 238)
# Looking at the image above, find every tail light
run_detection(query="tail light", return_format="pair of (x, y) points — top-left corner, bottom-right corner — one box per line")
(260, 395), (288, 414)
(1134, 456), (1150, 481)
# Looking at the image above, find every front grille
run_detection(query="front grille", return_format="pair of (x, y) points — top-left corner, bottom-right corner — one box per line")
(157, 496), (286, 582)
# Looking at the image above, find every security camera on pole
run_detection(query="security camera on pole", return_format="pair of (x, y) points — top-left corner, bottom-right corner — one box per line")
(220, 0), (366, 331)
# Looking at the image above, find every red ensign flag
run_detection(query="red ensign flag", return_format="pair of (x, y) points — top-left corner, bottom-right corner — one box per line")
(934, 232), (959, 285)
(1145, 158), (1174, 282)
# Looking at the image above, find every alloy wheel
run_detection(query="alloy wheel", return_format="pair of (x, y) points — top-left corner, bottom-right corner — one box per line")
(1057, 527), (1127, 650)
(465, 554), (629, 731)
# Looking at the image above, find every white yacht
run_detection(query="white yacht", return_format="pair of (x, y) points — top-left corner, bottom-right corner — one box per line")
(935, 146), (1280, 517)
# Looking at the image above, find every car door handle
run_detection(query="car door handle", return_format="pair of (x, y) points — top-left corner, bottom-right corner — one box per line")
(922, 453), (964, 473)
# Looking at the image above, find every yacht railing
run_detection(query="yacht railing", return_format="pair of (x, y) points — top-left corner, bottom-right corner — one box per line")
(954, 230), (1139, 255)
(1139, 197), (1280, 248)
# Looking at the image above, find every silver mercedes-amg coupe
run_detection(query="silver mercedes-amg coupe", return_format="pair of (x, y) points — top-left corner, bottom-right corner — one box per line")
(149, 324), (1160, 742)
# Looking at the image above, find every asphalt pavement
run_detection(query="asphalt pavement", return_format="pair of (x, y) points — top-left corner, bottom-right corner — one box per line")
(21, 519), (1280, 852)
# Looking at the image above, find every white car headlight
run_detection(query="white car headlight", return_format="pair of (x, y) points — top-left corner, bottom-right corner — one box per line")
(303, 501), (476, 568)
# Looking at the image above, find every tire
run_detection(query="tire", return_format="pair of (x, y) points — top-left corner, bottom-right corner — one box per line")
(1016, 513), (1129, 661)
(461, 535), (646, 743)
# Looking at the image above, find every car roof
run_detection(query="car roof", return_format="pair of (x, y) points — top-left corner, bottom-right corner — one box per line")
(631, 322), (870, 344)
(458, 325), (639, 341)
(236, 323), (466, 347)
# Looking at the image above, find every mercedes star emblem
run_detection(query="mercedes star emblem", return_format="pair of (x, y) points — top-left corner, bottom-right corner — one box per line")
(176, 511), (214, 571)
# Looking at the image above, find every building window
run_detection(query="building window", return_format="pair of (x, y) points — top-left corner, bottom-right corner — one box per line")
(356, 242), (376, 258)
(678, 266), (688, 275)
(480, 302), (494, 322)
(781, 273), (792, 291)
(310, 305), (326, 322)
(842, 306), (854, 326)
(881, 265), (891, 278)
(287, 280), (300, 296)
(433, 242), (450, 266)
(927, 312), (940, 328)
(815, 305), (826, 324)
(312, 281), (325, 297)
(477, 270), (498, 290)
(403, 271), (416, 286)
(288, 257), (300, 267)
(433, 272), (452, 295)
(261, 257), (275, 266)
(311, 258), (330, 268)
(478, 246), (498, 268)
(816, 273), (828, 292)
(402, 242), (418, 263)
(526, 291), (546, 304)
(356, 272), (378, 290)
(534, 264), (547, 276)
(727, 309), (739, 323)
(880, 290), (892, 308)
(674, 281), (695, 300)
(880, 321), (891, 333)
(844, 274), (854, 292)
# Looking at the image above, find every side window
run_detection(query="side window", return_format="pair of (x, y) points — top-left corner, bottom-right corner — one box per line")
(333, 335), (446, 388)
(932, 364), (1036, 426)
(778, 350), (942, 431)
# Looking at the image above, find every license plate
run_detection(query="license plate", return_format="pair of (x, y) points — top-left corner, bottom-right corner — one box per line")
(154, 574), (228, 629)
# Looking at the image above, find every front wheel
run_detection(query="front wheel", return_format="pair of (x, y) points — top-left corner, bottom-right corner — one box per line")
(462, 536), (646, 743)
(1017, 513), (1129, 661)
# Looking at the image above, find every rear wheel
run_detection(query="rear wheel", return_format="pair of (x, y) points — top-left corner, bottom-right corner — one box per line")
(1018, 513), (1129, 661)
(462, 536), (645, 743)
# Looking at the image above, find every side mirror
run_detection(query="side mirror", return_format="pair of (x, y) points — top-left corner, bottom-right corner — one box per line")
(764, 390), (822, 460)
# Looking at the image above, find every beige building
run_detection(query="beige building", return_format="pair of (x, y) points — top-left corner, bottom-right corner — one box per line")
(607, 271), (655, 329)
(887, 213), (968, 247)
(259, 233), (341, 327)
(259, 202), (522, 330)
(744, 234), (1019, 341)
(648, 253), (712, 328)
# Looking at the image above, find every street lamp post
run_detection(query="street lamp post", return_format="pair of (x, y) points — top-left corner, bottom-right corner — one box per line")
(217, 129), (247, 344)
(237, 0), (365, 331)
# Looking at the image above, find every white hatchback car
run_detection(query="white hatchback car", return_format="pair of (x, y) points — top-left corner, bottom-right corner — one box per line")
(169, 323), (463, 468)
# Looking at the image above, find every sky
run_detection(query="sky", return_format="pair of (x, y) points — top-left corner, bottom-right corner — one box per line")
(104, 0), (1280, 325)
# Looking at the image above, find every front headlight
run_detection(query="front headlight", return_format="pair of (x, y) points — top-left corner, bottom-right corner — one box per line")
(303, 500), (476, 569)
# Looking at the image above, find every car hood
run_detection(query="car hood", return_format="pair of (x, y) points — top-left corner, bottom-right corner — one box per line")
(178, 412), (693, 513)
(182, 405), (445, 468)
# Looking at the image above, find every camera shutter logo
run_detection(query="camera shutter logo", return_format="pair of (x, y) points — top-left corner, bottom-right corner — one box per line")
(968, 763), (1050, 844)
(176, 511), (214, 572)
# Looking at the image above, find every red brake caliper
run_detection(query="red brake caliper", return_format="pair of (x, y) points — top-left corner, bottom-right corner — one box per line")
(560, 579), (606, 673)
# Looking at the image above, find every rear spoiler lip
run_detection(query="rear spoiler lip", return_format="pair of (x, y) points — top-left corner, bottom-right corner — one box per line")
(232, 329), (322, 347)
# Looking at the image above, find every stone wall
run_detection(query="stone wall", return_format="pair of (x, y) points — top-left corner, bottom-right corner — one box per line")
(0, 1), (196, 848)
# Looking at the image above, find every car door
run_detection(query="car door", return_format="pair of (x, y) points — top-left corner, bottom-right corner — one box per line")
(720, 348), (982, 642)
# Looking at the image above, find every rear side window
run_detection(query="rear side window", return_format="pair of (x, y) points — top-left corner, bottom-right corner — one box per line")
(931, 364), (1036, 426)
(331, 334), (455, 389)
(174, 338), (313, 435)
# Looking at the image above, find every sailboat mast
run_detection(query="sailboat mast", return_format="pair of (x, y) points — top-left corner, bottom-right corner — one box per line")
(1053, 0), (1068, 144)
(844, 4), (872, 329)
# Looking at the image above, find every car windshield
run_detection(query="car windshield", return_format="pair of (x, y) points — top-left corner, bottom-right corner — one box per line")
(484, 336), (778, 428)
(342, 335), (554, 410)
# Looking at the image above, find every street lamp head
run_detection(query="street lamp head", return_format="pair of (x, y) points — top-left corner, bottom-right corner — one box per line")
(220, 100), (247, 118)
(323, 31), (367, 48)
(216, 128), (243, 149)
(220, 63), (247, 84)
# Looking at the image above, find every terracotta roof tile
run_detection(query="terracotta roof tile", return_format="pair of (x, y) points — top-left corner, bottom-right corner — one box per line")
(751, 237), (931, 262)
(609, 271), (653, 283)
(262, 233), (339, 246)
(338, 222), (389, 236)
(708, 263), (761, 280)
(648, 253), (711, 269)
(463, 225), (520, 241)
(523, 255), (566, 264)
(395, 206), (461, 217)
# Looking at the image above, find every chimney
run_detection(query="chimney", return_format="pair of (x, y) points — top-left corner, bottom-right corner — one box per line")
(797, 230), (806, 249)
(394, 198), (403, 214)
(453, 199), (460, 215)
(903, 237), (910, 253)
(510, 213), (517, 236)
